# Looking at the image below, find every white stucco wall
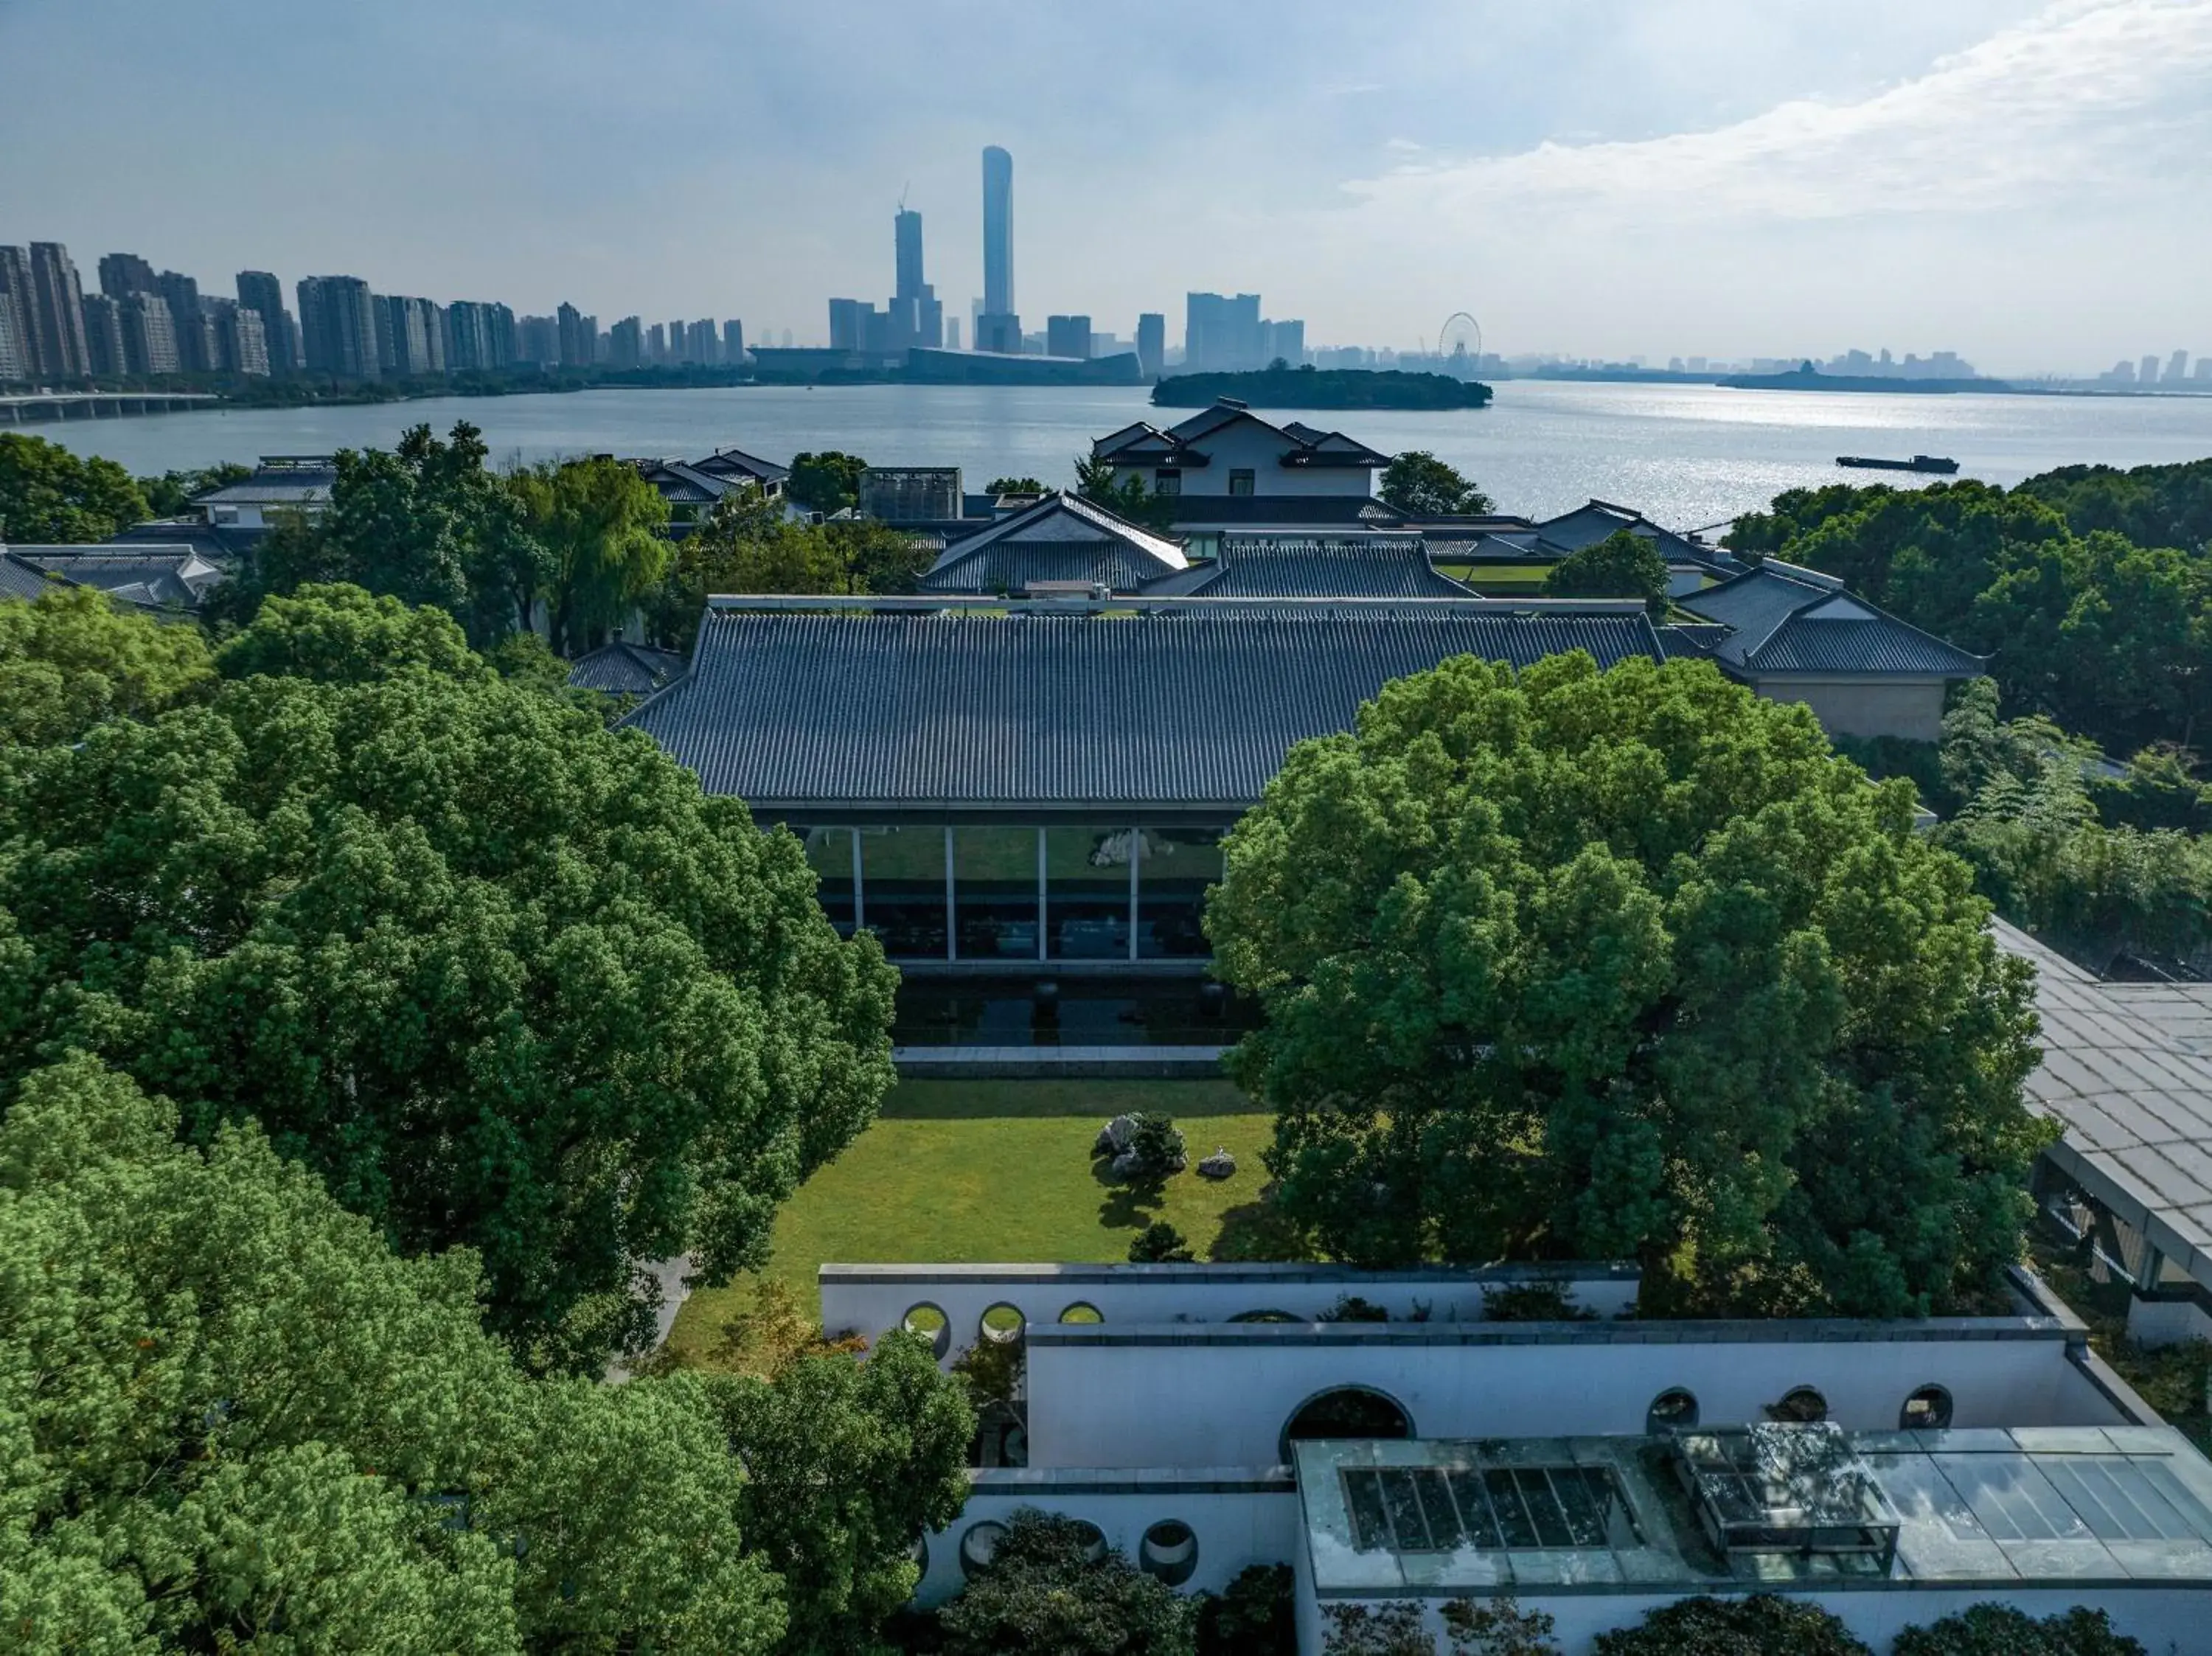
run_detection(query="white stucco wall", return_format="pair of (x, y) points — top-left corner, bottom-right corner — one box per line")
(1022, 1327), (2125, 1469)
(1121, 420), (1374, 498)
(919, 1472), (1301, 1605)
(818, 1263), (1641, 1358)
(1753, 675), (1950, 742)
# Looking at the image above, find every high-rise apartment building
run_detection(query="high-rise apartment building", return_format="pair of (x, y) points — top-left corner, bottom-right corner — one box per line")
(28, 243), (91, 378)
(945, 316), (961, 352)
(556, 302), (593, 368)
(1136, 313), (1164, 380)
(81, 293), (128, 376)
(2170, 350), (2191, 385)
(1262, 319), (1306, 367)
(0, 290), (24, 381)
(236, 271), (299, 374)
(98, 252), (159, 301)
(608, 316), (643, 369)
(1185, 292), (1263, 374)
(828, 298), (869, 353)
(723, 319), (744, 363)
(442, 301), (514, 372)
(2140, 354), (2163, 386)
(978, 146), (1019, 353)
(216, 302), (271, 377)
(376, 295), (443, 377)
(157, 271), (214, 372)
(686, 319), (717, 365)
(118, 291), (180, 375)
(0, 248), (38, 378)
(1046, 315), (1092, 360)
(296, 276), (380, 378)
(516, 314), (559, 366)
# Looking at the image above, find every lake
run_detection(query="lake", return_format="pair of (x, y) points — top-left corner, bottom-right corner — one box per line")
(27, 380), (2212, 529)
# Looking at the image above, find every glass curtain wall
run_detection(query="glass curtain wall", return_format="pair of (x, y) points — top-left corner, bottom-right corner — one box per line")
(797, 826), (857, 937)
(1135, 829), (1222, 959)
(1046, 827), (1133, 960)
(954, 827), (1040, 959)
(860, 827), (950, 959)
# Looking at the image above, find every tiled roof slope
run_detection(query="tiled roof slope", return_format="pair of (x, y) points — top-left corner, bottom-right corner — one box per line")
(1997, 919), (2212, 1291)
(1147, 535), (1473, 598)
(9, 546), (225, 609)
(1677, 565), (1983, 678)
(566, 639), (686, 696)
(625, 605), (1664, 810)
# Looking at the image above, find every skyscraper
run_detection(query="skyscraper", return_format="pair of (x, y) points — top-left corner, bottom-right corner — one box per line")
(81, 293), (128, 377)
(896, 209), (925, 304)
(98, 252), (159, 300)
(28, 243), (90, 378)
(1136, 313), (1164, 380)
(978, 146), (1019, 354)
(0, 292), (23, 381)
(237, 271), (299, 374)
(117, 291), (180, 375)
(723, 319), (744, 363)
(888, 206), (942, 349)
(2141, 354), (2163, 386)
(296, 276), (380, 378)
(1046, 315), (1092, 360)
(2170, 350), (2191, 385)
(1185, 292), (1265, 373)
(0, 248), (37, 378)
(218, 302), (271, 377)
(377, 296), (443, 377)
(557, 302), (590, 368)
(158, 271), (212, 372)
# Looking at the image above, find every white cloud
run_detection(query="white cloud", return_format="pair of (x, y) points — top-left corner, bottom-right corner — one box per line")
(1340, 0), (2212, 223)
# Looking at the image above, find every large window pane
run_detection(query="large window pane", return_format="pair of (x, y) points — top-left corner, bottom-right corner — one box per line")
(796, 826), (856, 937)
(1136, 827), (1224, 959)
(861, 827), (948, 959)
(954, 827), (1039, 960)
(1046, 827), (1131, 960)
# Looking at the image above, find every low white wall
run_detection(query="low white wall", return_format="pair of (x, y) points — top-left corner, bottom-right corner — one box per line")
(1024, 1325), (2124, 1469)
(1301, 1586), (2212, 1656)
(2128, 1294), (2212, 1349)
(919, 1472), (1301, 1606)
(818, 1262), (1638, 1357)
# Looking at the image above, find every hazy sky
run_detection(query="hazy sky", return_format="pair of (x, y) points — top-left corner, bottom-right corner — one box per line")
(4, 0), (2208, 373)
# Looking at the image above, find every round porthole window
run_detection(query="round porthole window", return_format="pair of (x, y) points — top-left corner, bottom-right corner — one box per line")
(980, 1302), (1026, 1344)
(959, 1521), (1006, 1578)
(1646, 1388), (1699, 1434)
(1139, 1520), (1199, 1587)
(1065, 1519), (1108, 1564)
(1769, 1385), (1829, 1424)
(1901, 1384), (1954, 1431)
(1279, 1386), (1413, 1464)
(1058, 1301), (1104, 1325)
(902, 1303), (950, 1359)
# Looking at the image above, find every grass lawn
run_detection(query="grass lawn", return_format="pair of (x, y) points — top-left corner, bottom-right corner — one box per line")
(665, 1077), (1282, 1362)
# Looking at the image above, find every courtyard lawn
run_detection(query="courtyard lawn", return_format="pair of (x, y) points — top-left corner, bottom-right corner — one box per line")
(665, 1077), (1283, 1361)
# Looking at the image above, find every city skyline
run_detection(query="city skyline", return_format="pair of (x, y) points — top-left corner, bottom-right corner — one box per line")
(2, 1), (2208, 376)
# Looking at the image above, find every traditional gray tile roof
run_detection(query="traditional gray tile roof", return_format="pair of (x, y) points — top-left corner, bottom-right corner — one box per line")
(7, 546), (225, 610)
(566, 639), (686, 696)
(690, 446), (790, 486)
(1677, 564), (1983, 678)
(0, 552), (64, 602)
(1998, 919), (2212, 1295)
(195, 457), (337, 507)
(1094, 403), (1390, 472)
(623, 599), (1665, 811)
(1145, 535), (1474, 599)
(919, 492), (1186, 593)
(630, 459), (743, 506)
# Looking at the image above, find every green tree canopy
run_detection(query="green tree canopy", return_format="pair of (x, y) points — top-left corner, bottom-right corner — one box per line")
(512, 453), (672, 655)
(137, 460), (252, 518)
(1206, 653), (2046, 1317)
(0, 636), (898, 1363)
(1892, 1602), (2145, 1656)
(1543, 528), (1671, 613)
(1377, 450), (1494, 516)
(1591, 1594), (1869, 1655)
(0, 432), (150, 543)
(936, 1509), (1197, 1656)
(0, 583), (214, 746)
(215, 581), (489, 684)
(985, 476), (1046, 495)
(2015, 456), (2212, 557)
(787, 450), (869, 515)
(705, 1334), (975, 1655)
(240, 422), (552, 646)
(1074, 453), (1178, 531)
(0, 1053), (785, 1654)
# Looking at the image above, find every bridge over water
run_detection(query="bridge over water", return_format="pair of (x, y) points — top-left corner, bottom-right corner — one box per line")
(0, 391), (221, 425)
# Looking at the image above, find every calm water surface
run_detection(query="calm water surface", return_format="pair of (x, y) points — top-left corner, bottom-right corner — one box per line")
(31, 380), (2212, 529)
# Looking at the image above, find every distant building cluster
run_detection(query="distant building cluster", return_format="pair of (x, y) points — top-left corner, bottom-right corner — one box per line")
(2100, 349), (2210, 387)
(0, 237), (747, 387)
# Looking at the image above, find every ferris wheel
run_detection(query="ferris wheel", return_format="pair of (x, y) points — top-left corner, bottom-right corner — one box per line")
(1438, 312), (1484, 375)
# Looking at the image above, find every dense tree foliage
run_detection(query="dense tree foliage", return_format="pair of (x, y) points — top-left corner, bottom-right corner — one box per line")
(1725, 474), (2212, 759)
(1590, 1595), (1869, 1655)
(1378, 450), (1494, 516)
(2014, 456), (2212, 558)
(1074, 453), (1180, 531)
(0, 583), (215, 745)
(509, 451), (671, 655)
(1891, 1602), (2145, 1656)
(136, 459), (252, 518)
(706, 1333), (974, 1656)
(1194, 1565), (1295, 1656)
(1543, 527), (1671, 613)
(985, 476), (1046, 495)
(214, 580), (490, 684)
(0, 431), (149, 542)
(787, 450), (869, 514)
(1208, 653), (2046, 1317)
(0, 1054), (786, 1654)
(641, 490), (932, 650)
(935, 1509), (1197, 1656)
(0, 586), (899, 1364)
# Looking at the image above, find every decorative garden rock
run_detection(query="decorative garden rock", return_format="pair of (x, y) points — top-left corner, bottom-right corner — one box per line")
(1197, 1147), (1237, 1180)
(1094, 1114), (1138, 1158)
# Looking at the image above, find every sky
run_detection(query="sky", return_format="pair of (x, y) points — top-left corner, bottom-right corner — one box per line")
(3, 0), (2208, 375)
